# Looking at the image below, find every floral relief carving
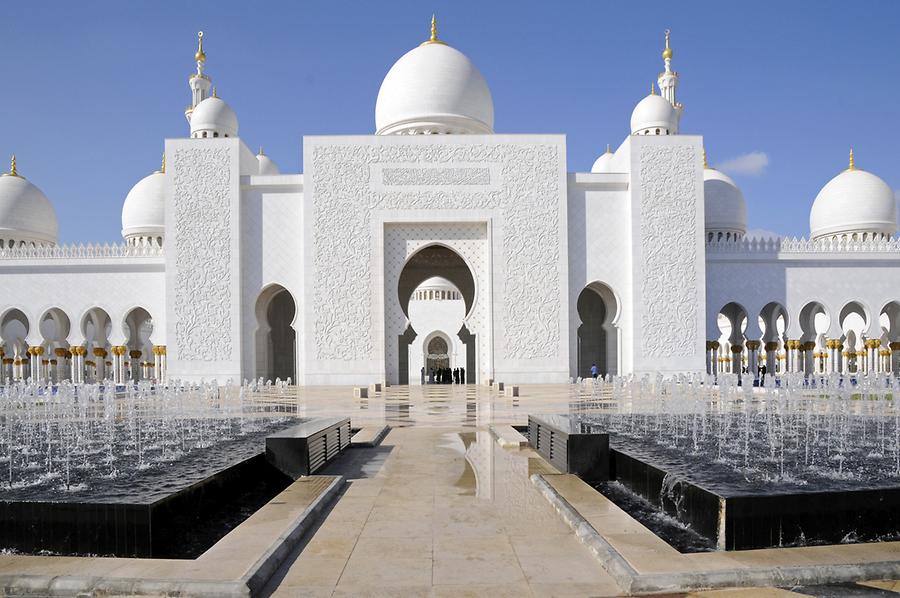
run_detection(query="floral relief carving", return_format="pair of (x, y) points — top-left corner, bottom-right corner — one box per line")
(171, 147), (233, 361)
(639, 145), (698, 357)
(311, 142), (562, 362)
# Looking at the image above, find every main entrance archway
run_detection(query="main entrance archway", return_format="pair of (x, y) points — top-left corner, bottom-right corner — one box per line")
(395, 244), (478, 385)
(255, 285), (297, 383)
(382, 223), (489, 386)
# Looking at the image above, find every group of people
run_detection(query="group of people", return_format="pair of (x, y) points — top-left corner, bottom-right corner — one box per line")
(422, 366), (466, 384)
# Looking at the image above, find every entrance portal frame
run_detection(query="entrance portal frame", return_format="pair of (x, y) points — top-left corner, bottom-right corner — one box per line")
(302, 135), (570, 385)
(380, 220), (490, 386)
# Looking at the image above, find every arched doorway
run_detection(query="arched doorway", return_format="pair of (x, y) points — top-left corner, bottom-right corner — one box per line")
(123, 307), (153, 382)
(255, 285), (297, 383)
(425, 335), (450, 371)
(396, 245), (477, 385)
(718, 302), (749, 374)
(576, 282), (619, 377)
(1, 308), (30, 381)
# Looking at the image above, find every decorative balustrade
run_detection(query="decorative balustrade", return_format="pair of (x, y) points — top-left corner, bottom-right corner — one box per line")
(0, 241), (163, 260)
(707, 235), (900, 255)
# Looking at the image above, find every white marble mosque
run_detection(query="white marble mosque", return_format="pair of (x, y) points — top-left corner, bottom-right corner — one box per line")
(0, 22), (898, 387)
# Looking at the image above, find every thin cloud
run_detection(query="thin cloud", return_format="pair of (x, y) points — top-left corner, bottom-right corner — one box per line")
(717, 151), (769, 177)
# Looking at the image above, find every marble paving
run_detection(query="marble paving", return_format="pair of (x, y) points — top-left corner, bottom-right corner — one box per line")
(260, 384), (900, 597)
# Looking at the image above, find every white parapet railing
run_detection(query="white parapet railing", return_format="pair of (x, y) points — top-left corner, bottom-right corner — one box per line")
(0, 241), (164, 260)
(707, 236), (900, 255)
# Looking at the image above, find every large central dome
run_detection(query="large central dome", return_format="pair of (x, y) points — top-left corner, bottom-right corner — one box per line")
(375, 19), (494, 136)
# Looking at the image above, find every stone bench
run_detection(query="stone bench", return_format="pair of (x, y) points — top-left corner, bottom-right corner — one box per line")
(266, 417), (352, 478)
(527, 414), (609, 482)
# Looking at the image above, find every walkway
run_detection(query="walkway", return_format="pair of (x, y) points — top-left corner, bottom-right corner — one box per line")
(259, 384), (900, 597)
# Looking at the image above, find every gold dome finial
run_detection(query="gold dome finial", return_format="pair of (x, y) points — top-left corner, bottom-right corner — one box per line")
(160, 153), (166, 174)
(606, 143), (612, 154)
(847, 147), (856, 171)
(212, 86), (218, 98)
(7, 154), (17, 177)
(195, 31), (206, 63)
(650, 83), (656, 95)
(421, 14), (446, 45)
(258, 146), (264, 156)
(703, 148), (709, 169)
(662, 29), (673, 60)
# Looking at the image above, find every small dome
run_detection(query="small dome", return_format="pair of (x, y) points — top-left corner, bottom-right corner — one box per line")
(591, 146), (615, 173)
(257, 151), (280, 175)
(121, 170), (166, 242)
(375, 35), (493, 135)
(810, 164), (897, 241)
(190, 96), (238, 138)
(0, 166), (58, 246)
(630, 92), (676, 135)
(704, 167), (747, 239)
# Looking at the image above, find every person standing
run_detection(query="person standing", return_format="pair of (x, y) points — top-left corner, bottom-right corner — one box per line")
(590, 363), (599, 379)
(460, 367), (466, 384)
(420, 366), (425, 385)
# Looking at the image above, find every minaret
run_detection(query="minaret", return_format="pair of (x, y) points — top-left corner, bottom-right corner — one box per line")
(657, 29), (683, 132)
(185, 31), (212, 124)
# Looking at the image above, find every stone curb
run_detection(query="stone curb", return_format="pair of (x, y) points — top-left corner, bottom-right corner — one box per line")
(530, 473), (900, 594)
(350, 425), (390, 448)
(0, 475), (345, 598)
(529, 473), (636, 593)
(242, 475), (345, 595)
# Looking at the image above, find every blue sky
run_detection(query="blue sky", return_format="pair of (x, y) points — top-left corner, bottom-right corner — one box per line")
(1, 1), (897, 243)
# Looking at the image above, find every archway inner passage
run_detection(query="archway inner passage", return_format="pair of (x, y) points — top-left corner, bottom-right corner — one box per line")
(576, 283), (619, 377)
(397, 245), (476, 385)
(255, 286), (297, 383)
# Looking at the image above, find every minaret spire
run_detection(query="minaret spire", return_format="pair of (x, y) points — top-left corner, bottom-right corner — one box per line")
(657, 29), (683, 133)
(195, 30), (206, 75)
(185, 30), (213, 125)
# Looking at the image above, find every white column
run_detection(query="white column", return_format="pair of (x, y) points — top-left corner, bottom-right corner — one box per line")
(746, 341), (760, 384)
(130, 350), (142, 382)
(93, 348), (106, 381)
(112, 346), (125, 385)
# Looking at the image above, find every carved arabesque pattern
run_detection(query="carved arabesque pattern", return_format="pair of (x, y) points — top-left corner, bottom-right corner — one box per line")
(171, 147), (233, 361)
(311, 142), (561, 362)
(639, 145), (698, 357)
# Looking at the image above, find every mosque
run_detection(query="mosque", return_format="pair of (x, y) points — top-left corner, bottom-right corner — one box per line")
(0, 21), (898, 387)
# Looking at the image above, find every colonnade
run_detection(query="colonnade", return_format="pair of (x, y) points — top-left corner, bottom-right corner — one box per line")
(0, 344), (167, 386)
(707, 338), (899, 378)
